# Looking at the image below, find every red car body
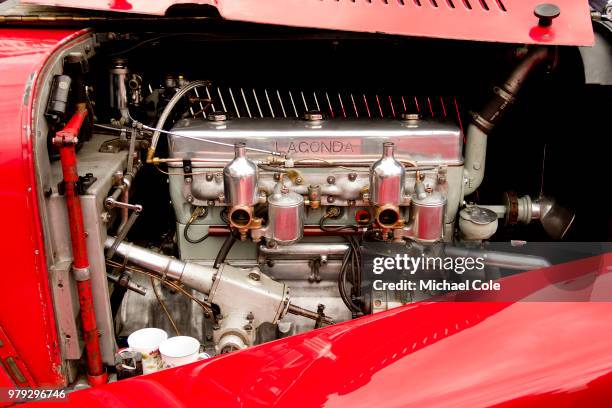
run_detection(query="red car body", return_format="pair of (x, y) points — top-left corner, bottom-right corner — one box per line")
(0, 28), (89, 389)
(0, 1), (610, 406)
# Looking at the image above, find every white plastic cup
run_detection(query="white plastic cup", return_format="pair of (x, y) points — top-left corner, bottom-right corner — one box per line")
(159, 336), (210, 369)
(127, 328), (168, 374)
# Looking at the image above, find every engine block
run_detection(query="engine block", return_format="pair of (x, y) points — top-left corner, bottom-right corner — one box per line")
(168, 116), (465, 252)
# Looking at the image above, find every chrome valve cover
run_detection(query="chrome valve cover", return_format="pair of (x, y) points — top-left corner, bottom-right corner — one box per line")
(168, 117), (463, 166)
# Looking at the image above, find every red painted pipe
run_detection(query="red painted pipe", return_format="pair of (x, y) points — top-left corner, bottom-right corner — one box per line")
(54, 109), (108, 386)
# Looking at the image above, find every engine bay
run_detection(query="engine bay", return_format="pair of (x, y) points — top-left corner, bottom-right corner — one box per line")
(29, 26), (612, 380)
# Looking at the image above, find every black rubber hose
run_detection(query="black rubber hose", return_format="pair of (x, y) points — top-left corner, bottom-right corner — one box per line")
(183, 225), (209, 244)
(338, 250), (359, 313)
(319, 212), (357, 233)
(214, 233), (237, 269)
(183, 207), (209, 244)
(337, 238), (362, 314)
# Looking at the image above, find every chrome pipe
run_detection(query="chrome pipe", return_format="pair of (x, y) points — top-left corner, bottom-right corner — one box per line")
(259, 243), (349, 257)
(104, 238), (215, 293)
(445, 247), (551, 271)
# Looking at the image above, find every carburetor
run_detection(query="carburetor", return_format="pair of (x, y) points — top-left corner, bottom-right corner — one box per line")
(370, 141), (407, 230)
(223, 142), (262, 238)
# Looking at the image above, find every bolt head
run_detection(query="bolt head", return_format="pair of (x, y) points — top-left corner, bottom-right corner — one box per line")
(303, 110), (323, 121)
(207, 111), (228, 121)
(401, 113), (421, 121)
(248, 271), (260, 281)
(327, 176), (336, 185)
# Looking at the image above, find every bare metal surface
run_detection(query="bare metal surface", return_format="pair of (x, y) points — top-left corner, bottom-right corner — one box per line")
(408, 191), (447, 242)
(104, 238), (215, 294)
(223, 143), (258, 207)
(445, 247), (551, 270)
(266, 184), (304, 245)
(169, 117), (463, 166)
(47, 134), (126, 365)
(259, 243), (349, 258)
(370, 142), (406, 206)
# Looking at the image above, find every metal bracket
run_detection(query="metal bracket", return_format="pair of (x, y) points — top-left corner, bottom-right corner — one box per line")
(105, 210), (141, 260)
(57, 173), (97, 196)
(308, 259), (322, 283)
(183, 159), (193, 183)
(98, 136), (149, 154)
(314, 304), (327, 329)
(107, 272), (147, 296)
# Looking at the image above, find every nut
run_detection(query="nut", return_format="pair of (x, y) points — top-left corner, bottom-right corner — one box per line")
(207, 111), (228, 121)
(303, 110), (323, 121)
(400, 113), (421, 121)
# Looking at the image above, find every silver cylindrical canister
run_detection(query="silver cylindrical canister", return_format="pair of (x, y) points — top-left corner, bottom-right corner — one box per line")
(110, 58), (129, 114)
(267, 184), (304, 245)
(223, 143), (258, 207)
(370, 142), (405, 206)
(410, 191), (446, 242)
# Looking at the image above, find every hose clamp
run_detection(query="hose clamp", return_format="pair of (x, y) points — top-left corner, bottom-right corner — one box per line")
(493, 86), (516, 104)
(470, 112), (494, 134)
(73, 266), (91, 281)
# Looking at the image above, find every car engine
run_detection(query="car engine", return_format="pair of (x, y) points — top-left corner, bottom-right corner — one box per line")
(29, 26), (609, 374)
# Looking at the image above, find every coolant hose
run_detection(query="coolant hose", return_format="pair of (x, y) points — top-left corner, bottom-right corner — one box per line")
(463, 47), (553, 196)
(214, 233), (237, 269)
